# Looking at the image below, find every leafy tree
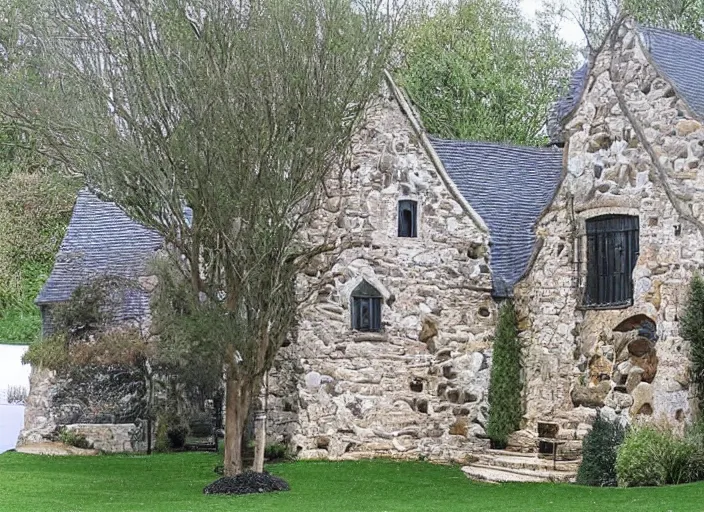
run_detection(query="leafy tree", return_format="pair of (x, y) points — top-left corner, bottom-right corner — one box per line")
(0, 0), (77, 343)
(555, 0), (704, 53)
(486, 300), (522, 447)
(576, 413), (626, 487)
(681, 273), (704, 417)
(398, 0), (577, 145)
(626, 0), (704, 39)
(7, 0), (403, 476)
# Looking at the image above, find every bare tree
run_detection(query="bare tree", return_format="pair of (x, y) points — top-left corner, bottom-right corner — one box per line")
(7, 0), (404, 476)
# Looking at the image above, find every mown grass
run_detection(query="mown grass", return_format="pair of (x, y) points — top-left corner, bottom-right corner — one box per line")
(0, 451), (703, 511)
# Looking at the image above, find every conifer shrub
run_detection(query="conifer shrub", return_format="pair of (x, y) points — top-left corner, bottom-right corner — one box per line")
(486, 300), (522, 447)
(680, 273), (704, 417)
(576, 413), (626, 486)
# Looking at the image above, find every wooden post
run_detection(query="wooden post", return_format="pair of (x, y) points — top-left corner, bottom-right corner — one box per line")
(253, 411), (267, 473)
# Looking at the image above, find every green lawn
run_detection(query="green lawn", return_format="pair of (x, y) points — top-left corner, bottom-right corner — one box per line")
(0, 451), (702, 512)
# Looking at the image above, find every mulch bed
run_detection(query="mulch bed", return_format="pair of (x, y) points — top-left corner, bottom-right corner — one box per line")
(203, 471), (290, 495)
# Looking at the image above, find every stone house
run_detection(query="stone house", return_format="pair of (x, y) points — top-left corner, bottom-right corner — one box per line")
(19, 20), (704, 460)
(20, 192), (163, 451)
(516, 20), (704, 444)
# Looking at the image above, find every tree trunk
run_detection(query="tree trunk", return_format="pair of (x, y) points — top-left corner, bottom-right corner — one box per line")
(223, 376), (252, 476)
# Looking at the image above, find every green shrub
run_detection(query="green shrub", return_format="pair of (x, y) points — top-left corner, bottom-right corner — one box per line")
(167, 424), (189, 449)
(681, 273), (704, 417)
(58, 428), (92, 450)
(686, 419), (704, 448)
(576, 414), (626, 486)
(616, 424), (704, 487)
(155, 416), (170, 453)
(486, 300), (522, 447)
(155, 413), (189, 452)
(188, 412), (214, 438)
(22, 335), (69, 370)
(264, 443), (289, 461)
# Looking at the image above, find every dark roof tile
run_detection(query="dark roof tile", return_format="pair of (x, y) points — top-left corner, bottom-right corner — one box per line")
(430, 138), (564, 296)
(553, 62), (589, 124)
(638, 26), (704, 119)
(36, 190), (163, 321)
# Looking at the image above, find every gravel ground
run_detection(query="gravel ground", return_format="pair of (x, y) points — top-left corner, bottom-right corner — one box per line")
(203, 471), (290, 495)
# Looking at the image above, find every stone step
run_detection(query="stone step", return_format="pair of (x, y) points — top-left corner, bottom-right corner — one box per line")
(475, 453), (580, 473)
(486, 448), (537, 458)
(472, 463), (576, 483)
(461, 465), (551, 483)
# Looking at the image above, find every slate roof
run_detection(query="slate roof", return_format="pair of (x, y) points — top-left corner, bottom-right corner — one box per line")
(429, 138), (564, 297)
(36, 190), (163, 322)
(639, 26), (704, 118)
(554, 25), (704, 128)
(552, 62), (589, 126)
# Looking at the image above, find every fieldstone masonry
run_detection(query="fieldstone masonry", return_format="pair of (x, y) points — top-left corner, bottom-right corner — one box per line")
(514, 20), (704, 448)
(267, 83), (497, 461)
(19, 20), (704, 459)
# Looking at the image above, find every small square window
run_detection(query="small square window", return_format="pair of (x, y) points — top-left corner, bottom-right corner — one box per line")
(398, 200), (418, 237)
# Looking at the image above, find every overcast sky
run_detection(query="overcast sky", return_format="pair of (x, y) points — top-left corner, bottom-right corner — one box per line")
(520, 0), (586, 45)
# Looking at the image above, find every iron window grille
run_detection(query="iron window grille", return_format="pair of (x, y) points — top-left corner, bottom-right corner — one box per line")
(351, 280), (382, 332)
(581, 215), (639, 309)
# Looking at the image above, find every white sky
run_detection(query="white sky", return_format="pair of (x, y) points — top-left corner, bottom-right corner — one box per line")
(0, 346), (30, 403)
(520, 0), (586, 46)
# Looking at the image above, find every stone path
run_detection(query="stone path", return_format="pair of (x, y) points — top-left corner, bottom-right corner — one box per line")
(461, 450), (579, 484)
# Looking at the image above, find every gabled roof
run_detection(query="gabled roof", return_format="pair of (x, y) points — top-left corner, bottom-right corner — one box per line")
(429, 138), (564, 297)
(36, 190), (163, 322)
(554, 25), (704, 129)
(552, 62), (589, 127)
(639, 26), (704, 118)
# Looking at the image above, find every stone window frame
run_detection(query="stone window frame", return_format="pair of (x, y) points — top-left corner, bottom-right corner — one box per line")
(351, 284), (383, 332)
(397, 198), (418, 238)
(574, 207), (640, 310)
(397, 196), (420, 238)
(341, 275), (391, 334)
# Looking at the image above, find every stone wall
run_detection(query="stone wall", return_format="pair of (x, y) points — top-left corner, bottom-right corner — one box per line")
(515, 21), (704, 438)
(267, 83), (498, 462)
(18, 365), (147, 449)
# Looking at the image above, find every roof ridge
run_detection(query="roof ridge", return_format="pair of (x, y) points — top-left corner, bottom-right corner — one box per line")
(428, 136), (562, 153)
(637, 23), (704, 43)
